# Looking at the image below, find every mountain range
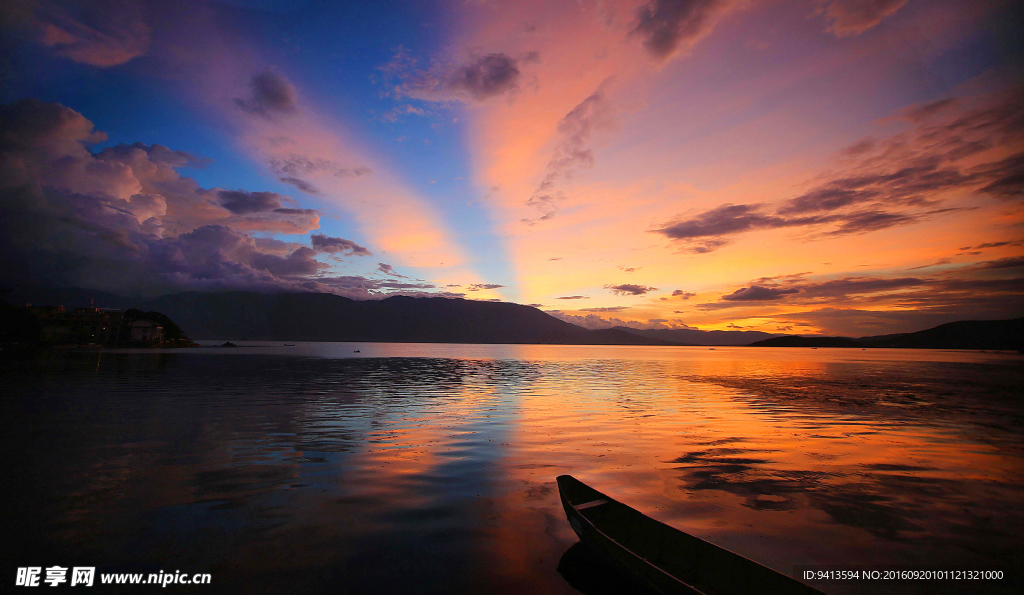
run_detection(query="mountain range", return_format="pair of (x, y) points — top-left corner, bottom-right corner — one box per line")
(5, 287), (671, 345)
(5, 287), (1020, 349)
(749, 318), (1024, 350)
(611, 327), (781, 346)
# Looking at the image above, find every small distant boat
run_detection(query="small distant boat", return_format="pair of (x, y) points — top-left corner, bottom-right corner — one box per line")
(284, 343), (295, 346)
(708, 347), (716, 350)
(354, 350), (360, 353)
(557, 475), (824, 595)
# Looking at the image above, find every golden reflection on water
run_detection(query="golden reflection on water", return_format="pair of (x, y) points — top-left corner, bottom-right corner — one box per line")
(4, 345), (1022, 594)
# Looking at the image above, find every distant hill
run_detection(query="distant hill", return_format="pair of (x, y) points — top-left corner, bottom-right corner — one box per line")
(749, 318), (1024, 350)
(7, 287), (1021, 349)
(858, 318), (1024, 350)
(747, 336), (861, 348)
(140, 292), (689, 344)
(5, 287), (657, 344)
(6, 288), (678, 345)
(612, 326), (783, 346)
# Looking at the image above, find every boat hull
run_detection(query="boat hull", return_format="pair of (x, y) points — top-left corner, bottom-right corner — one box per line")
(557, 475), (824, 595)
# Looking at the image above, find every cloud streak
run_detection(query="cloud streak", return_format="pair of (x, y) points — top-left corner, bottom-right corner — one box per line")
(701, 275), (937, 310)
(605, 283), (658, 296)
(632, 0), (735, 61)
(525, 85), (612, 222)
(218, 190), (284, 214)
(310, 234), (371, 256)
(547, 310), (695, 330)
(23, 0), (152, 67)
(817, 0), (908, 38)
(721, 285), (800, 301)
(268, 154), (371, 178)
(377, 263), (407, 278)
(653, 88), (1024, 252)
(384, 50), (533, 103)
(234, 71), (299, 119)
(316, 275), (441, 299)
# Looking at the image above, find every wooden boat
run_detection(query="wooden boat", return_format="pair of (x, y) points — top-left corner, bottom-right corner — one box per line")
(557, 475), (824, 595)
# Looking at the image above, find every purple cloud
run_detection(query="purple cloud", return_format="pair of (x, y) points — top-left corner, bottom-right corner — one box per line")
(279, 177), (320, 195)
(218, 190), (283, 214)
(310, 234), (371, 256)
(0, 99), (333, 296)
(605, 283), (658, 296)
(817, 0), (907, 38)
(386, 51), (531, 103)
(268, 154), (371, 178)
(721, 285), (800, 301)
(632, 0), (733, 60)
(526, 88), (607, 221)
(235, 71), (298, 119)
(377, 263), (407, 278)
(26, 0), (152, 67)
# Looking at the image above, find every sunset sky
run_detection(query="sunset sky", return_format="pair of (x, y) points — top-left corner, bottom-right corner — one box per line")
(1, 0), (1021, 335)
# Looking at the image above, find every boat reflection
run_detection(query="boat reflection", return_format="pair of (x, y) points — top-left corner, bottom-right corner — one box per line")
(557, 542), (659, 595)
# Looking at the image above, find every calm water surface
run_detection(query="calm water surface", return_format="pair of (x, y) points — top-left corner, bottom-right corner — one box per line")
(4, 344), (1023, 594)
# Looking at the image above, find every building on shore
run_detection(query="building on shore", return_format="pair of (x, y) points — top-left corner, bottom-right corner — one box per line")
(34, 307), (161, 346)
(129, 319), (163, 344)
(38, 307), (125, 345)
(3, 302), (193, 348)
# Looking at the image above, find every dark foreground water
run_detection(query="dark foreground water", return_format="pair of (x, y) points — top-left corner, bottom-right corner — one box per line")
(3, 343), (1022, 594)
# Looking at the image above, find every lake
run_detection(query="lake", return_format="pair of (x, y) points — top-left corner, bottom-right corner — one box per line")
(4, 343), (1022, 594)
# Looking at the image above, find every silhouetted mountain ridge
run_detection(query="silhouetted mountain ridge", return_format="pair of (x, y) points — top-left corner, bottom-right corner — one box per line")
(5, 287), (1021, 349)
(747, 336), (861, 348)
(750, 318), (1024, 350)
(142, 291), (680, 344)
(3, 288), (676, 344)
(611, 326), (783, 346)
